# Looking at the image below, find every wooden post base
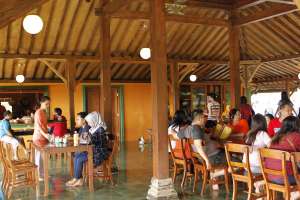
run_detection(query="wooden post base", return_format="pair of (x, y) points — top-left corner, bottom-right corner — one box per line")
(147, 177), (178, 200)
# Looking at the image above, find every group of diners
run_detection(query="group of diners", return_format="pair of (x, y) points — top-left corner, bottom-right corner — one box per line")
(0, 96), (111, 188)
(168, 91), (300, 198)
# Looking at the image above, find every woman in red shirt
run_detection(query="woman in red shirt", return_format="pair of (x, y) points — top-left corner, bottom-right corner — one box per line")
(268, 101), (293, 137)
(265, 116), (300, 185)
(48, 107), (67, 137)
(228, 108), (249, 138)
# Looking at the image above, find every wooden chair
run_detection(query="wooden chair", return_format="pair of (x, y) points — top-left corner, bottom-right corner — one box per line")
(188, 139), (229, 196)
(83, 136), (120, 185)
(168, 135), (192, 189)
(98, 136), (119, 185)
(225, 143), (265, 200)
(0, 141), (38, 199)
(291, 152), (300, 191)
(259, 148), (298, 200)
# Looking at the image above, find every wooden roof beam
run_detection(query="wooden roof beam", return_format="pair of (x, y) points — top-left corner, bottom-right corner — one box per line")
(233, 0), (266, 9)
(38, 59), (67, 84)
(0, 0), (50, 29)
(102, 0), (141, 14)
(166, 14), (229, 27)
(103, 11), (229, 27)
(253, 76), (298, 83)
(165, 0), (232, 10)
(295, 0), (300, 8)
(262, 53), (300, 62)
(233, 4), (298, 26)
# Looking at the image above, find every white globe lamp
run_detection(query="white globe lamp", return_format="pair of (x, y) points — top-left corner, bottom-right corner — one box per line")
(140, 48), (151, 59)
(16, 75), (25, 83)
(23, 15), (44, 34)
(189, 74), (197, 82)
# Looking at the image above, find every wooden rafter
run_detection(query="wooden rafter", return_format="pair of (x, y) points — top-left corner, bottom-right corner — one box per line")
(165, 0), (232, 10)
(0, 0), (50, 29)
(102, 0), (139, 14)
(234, 4), (298, 26)
(179, 64), (196, 83)
(38, 59), (67, 83)
(101, 11), (229, 27)
(234, 0), (265, 9)
(248, 63), (262, 82)
(295, 0), (300, 8)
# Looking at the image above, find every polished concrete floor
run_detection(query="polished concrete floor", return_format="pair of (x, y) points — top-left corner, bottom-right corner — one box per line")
(0, 143), (248, 200)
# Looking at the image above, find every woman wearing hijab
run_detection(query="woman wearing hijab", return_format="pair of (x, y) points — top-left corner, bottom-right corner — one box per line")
(66, 111), (109, 187)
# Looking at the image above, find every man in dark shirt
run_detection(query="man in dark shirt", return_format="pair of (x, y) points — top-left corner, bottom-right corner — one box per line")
(171, 109), (226, 190)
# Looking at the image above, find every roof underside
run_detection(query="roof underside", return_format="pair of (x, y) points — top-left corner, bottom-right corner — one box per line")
(0, 0), (300, 92)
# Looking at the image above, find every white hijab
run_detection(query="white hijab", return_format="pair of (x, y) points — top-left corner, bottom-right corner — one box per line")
(85, 111), (107, 134)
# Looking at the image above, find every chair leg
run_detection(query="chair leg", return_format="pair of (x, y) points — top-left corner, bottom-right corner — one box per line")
(172, 165), (177, 183)
(181, 166), (187, 190)
(232, 180), (238, 200)
(272, 190), (276, 200)
(201, 170), (208, 196)
(193, 169), (198, 193)
(247, 183), (254, 200)
(224, 169), (229, 194)
(285, 191), (290, 200)
(7, 173), (15, 199)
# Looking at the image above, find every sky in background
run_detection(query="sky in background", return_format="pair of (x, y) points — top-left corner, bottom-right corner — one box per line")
(251, 89), (300, 116)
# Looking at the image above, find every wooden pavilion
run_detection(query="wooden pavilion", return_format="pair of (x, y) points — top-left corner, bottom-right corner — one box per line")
(1, 0), (300, 199)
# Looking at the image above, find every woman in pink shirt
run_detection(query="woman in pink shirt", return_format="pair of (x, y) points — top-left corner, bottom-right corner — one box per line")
(33, 96), (51, 180)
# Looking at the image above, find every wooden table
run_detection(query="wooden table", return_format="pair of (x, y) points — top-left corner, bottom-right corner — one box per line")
(32, 142), (94, 197)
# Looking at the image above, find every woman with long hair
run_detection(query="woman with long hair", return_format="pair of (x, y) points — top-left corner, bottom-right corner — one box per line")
(244, 114), (271, 174)
(266, 116), (300, 185)
(168, 110), (188, 150)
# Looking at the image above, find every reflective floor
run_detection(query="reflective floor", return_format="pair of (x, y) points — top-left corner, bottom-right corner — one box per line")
(0, 143), (248, 200)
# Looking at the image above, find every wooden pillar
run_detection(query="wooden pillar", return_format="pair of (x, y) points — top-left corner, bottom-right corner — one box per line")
(170, 62), (180, 115)
(294, 0), (300, 9)
(229, 22), (241, 108)
(147, 0), (177, 199)
(99, 12), (112, 132)
(66, 59), (76, 130)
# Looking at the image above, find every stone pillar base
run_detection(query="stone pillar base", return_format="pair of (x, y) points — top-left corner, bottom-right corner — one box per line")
(147, 177), (178, 200)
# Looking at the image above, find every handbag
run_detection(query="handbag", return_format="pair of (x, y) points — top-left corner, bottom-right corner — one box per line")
(79, 131), (92, 145)
(215, 123), (232, 140)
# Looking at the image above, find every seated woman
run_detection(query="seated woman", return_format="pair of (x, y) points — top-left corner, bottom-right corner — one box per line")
(228, 108), (249, 138)
(265, 116), (300, 185)
(265, 113), (274, 127)
(48, 108), (67, 138)
(168, 110), (188, 150)
(0, 111), (21, 160)
(66, 111), (109, 187)
(244, 114), (271, 174)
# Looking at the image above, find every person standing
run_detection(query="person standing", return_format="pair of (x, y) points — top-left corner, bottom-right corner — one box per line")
(239, 96), (255, 126)
(33, 96), (51, 180)
(206, 93), (220, 129)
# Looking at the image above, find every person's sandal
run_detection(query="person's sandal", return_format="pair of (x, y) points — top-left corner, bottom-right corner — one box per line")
(66, 178), (77, 187)
(72, 179), (84, 187)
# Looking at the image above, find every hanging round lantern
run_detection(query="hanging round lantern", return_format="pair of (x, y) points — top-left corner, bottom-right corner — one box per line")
(189, 74), (197, 82)
(23, 15), (44, 34)
(140, 48), (151, 60)
(16, 75), (25, 83)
